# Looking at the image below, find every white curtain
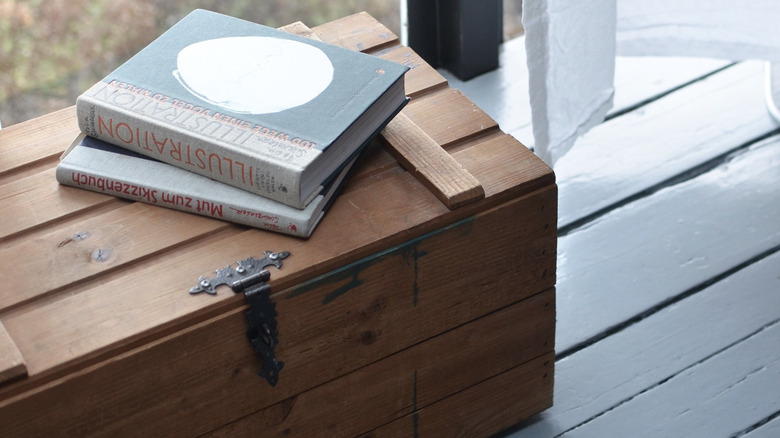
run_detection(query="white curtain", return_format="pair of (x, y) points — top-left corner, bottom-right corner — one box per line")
(522, 0), (616, 166)
(523, 0), (780, 166)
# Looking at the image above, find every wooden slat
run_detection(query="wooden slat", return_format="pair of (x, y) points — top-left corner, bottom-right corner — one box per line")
(278, 21), (317, 39)
(311, 11), (399, 52)
(438, 35), (533, 145)
(557, 61), (777, 229)
(452, 132), (552, 198)
(374, 87), (499, 208)
(555, 133), (780, 354)
(203, 291), (554, 437)
(563, 321), (780, 437)
(0, 201), (232, 312)
(403, 87), (500, 148)
(510, 246), (780, 437)
(374, 352), (554, 437)
(381, 112), (484, 209)
(0, 322), (26, 385)
(0, 169), (118, 241)
(373, 44), (448, 97)
(0, 106), (80, 178)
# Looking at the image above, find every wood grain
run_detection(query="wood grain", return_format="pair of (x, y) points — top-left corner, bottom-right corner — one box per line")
(1, 185), (555, 380)
(0, 201), (231, 312)
(0, 232), (553, 436)
(0, 169), (119, 242)
(452, 132), (552, 198)
(403, 87), (500, 148)
(373, 352), (555, 438)
(373, 44), (448, 97)
(205, 291), (554, 437)
(381, 112), (485, 209)
(0, 106), (80, 178)
(0, 127), (553, 384)
(311, 12), (399, 52)
(278, 21), (318, 40)
(0, 322), (26, 385)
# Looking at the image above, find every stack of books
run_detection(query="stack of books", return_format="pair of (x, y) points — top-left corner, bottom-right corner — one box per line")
(57, 9), (409, 238)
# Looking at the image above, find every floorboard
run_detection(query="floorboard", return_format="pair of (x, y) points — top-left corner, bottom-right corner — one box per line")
(556, 60), (778, 230)
(504, 248), (780, 438)
(609, 57), (732, 116)
(561, 320), (780, 438)
(556, 134), (780, 355)
(445, 35), (780, 438)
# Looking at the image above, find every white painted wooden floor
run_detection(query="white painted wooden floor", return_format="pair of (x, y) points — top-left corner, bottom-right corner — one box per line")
(443, 37), (780, 437)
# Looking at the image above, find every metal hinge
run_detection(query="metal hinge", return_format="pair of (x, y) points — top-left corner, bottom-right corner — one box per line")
(189, 250), (290, 386)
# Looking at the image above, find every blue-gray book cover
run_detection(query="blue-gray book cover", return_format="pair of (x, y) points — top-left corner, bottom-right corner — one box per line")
(77, 9), (408, 208)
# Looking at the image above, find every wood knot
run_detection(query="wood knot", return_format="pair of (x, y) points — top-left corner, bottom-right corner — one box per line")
(360, 298), (386, 318)
(359, 330), (377, 345)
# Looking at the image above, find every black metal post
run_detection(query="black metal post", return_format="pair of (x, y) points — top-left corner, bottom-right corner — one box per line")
(406, 0), (502, 80)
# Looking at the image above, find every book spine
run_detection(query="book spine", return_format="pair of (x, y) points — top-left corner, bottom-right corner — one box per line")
(76, 82), (313, 209)
(55, 163), (312, 238)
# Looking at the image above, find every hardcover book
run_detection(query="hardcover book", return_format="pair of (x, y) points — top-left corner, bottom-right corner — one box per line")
(56, 135), (357, 238)
(76, 9), (408, 209)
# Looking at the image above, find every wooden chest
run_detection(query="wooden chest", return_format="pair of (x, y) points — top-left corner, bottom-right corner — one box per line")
(0, 13), (556, 437)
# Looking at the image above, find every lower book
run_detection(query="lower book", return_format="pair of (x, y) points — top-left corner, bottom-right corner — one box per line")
(56, 134), (359, 238)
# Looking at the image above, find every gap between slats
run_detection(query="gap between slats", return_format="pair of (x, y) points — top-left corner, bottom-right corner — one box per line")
(557, 319), (780, 436)
(505, 242), (780, 438)
(557, 242), (780, 362)
(558, 127), (780, 237)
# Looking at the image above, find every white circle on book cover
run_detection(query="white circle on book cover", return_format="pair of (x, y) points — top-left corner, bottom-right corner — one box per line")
(173, 36), (334, 114)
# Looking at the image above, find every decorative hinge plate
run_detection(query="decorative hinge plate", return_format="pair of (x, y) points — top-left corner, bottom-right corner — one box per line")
(189, 250), (290, 386)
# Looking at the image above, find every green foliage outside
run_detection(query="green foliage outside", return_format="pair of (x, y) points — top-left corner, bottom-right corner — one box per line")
(0, 0), (400, 127)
